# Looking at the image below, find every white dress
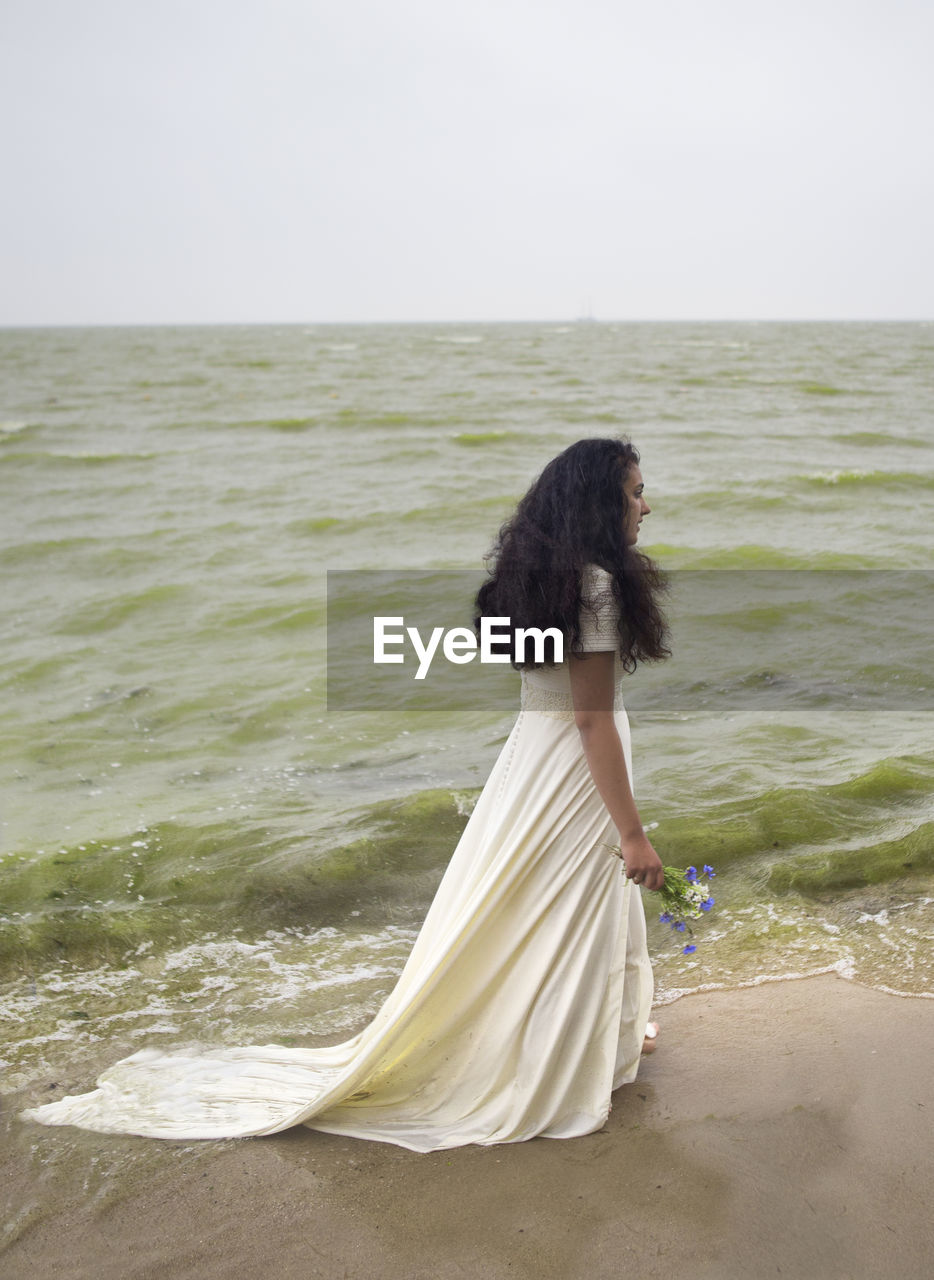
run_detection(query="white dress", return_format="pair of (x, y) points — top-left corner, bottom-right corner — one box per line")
(23, 568), (654, 1152)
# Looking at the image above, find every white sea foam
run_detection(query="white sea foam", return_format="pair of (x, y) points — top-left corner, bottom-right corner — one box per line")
(1, 923), (420, 1088)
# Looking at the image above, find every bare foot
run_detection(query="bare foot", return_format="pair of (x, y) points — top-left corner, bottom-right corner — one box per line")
(642, 1021), (659, 1055)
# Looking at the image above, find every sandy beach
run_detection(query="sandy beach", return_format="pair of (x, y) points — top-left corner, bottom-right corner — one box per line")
(3, 973), (933, 1279)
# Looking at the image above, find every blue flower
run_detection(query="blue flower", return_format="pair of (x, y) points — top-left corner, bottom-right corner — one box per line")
(659, 911), (672, 923)
(686, 866), (698, 882)
(674, 921), (687, 932)
(703, 864), (716, 877)
(683, 944), (697, 954)
(701, 898), (714, 912)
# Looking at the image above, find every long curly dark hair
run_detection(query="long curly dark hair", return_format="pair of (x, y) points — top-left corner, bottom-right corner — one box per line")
(474, 438), (669, 671)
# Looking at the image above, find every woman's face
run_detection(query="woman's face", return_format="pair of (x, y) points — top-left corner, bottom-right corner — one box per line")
(622, 465), (651, 545)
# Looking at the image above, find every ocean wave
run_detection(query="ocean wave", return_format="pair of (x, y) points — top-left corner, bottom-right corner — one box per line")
(0, 789), (466, 977)
(54, 584), (193, 636)
(649, 543), (884, 570)
(804, 469), (934, 489)
(453, 431), (526, 447)
(0, 449), (157, 467)
(831, 430), (931, 449)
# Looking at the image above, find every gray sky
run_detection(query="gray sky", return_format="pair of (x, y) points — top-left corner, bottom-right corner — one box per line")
(3, 0), (932, 325)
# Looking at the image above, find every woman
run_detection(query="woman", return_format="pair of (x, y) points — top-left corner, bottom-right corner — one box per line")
(23, 437), (669, 1150)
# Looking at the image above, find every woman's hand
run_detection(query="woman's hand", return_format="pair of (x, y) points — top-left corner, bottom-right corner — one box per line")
(617, 830), (665, 891)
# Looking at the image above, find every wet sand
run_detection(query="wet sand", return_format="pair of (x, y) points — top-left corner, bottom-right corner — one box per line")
(4, 974), (933, 1279)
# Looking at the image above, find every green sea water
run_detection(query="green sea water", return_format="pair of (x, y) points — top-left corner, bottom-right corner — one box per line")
(2, 321), (934, 1094)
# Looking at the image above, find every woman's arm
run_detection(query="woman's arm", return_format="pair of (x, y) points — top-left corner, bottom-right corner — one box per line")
(569, 650), (665, 891)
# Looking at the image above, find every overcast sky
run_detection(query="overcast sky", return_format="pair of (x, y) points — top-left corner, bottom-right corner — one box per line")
(3, 0), (932, 325)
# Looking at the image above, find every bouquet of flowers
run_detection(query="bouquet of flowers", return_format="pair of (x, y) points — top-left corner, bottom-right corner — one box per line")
(601, 847), (716, 953)
(655, 864), (716, 954)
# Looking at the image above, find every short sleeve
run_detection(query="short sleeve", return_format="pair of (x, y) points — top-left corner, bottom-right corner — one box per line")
(578, 564), (620, 652)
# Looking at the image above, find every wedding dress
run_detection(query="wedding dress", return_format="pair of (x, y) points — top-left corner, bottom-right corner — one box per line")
(23, 567), (654, 1151)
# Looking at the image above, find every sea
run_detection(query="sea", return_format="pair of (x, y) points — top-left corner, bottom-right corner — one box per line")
(2, 320), (933, 1103)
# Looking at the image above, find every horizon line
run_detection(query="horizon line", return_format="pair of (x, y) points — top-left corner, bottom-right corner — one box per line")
(2, 315), (932, 331)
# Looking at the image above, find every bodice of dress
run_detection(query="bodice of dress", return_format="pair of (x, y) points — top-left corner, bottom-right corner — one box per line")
(519, 565), (624, 721)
